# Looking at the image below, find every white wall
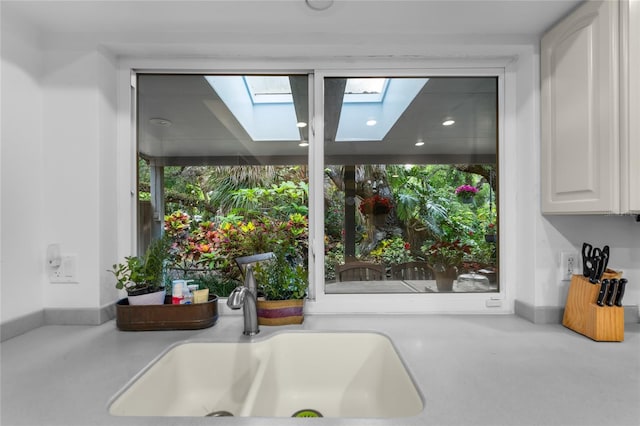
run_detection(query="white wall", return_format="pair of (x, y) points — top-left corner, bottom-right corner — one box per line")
(512, 45), (539, 308)
(1, 12), (45, 323)
(40, 47), (119, 309)
(1, 9), (119, 324)
(537, 215), (640, 309)
(96, 47), (119, 309)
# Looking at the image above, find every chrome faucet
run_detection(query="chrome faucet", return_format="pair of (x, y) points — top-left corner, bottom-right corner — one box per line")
(226, 264), (259, 336)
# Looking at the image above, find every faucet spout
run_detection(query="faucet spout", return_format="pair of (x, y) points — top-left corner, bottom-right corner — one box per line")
(226, 265), (259, 336)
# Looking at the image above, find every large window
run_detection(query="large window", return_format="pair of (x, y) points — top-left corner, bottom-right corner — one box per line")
(135, 72), (499, 299)
(323, 76), (498, 294)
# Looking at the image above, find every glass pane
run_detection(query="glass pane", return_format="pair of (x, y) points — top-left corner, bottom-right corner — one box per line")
(324, 76), (498, 294)
(137, 74), (309, 297)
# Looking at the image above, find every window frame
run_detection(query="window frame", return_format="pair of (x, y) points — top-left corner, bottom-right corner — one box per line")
(310, 68), (506, 314)
(117, 60), (512, 315)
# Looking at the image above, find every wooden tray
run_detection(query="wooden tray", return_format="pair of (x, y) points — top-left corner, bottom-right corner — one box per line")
(116, 295), (218, 331)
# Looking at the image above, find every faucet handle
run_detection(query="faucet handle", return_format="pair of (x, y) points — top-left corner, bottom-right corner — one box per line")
(226, 286), (246, 309)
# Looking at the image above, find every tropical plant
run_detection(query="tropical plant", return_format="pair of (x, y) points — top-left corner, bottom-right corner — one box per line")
(162, 210), (309, 296)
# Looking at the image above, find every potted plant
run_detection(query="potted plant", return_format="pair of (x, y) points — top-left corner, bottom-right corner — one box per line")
(454, 184), (478, 204)
(421, 239), (471, 291)
(109, 235), (172, 305)
(253, 248), (308, 325)
(484, 222), (497, 243)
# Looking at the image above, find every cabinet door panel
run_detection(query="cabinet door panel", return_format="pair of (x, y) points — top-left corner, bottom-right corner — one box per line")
(541, 0), (619, 213)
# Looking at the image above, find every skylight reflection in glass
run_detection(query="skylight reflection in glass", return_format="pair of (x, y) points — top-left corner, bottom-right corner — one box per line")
(205, 75), (300, 141)
(336, 78), (428, 142)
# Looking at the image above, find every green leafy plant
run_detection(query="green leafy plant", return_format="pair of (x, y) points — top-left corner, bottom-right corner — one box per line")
(254, 249), (308, 301)
(109, 235), (172, 295)
(370, 237), (414, 265)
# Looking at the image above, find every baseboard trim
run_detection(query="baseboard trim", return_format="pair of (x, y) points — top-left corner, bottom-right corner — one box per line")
(514, 300), (563, 324)
(0, 310), (45, 342)
(1, 303), (116, 341)
(515, 300), (640, 324)
(44, 304), (113, 326)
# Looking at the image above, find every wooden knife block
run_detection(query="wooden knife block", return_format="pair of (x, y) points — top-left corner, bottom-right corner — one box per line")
(562, 272), (624, 342)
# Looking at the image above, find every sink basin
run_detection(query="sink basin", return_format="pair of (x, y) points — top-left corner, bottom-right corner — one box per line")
(109, 331), (423, 418)
(108, 341), (267, 417)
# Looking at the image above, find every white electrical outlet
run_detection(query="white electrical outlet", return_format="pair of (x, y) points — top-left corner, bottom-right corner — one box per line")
(559, 251), (579, 281)
(49, 255), (78, 283)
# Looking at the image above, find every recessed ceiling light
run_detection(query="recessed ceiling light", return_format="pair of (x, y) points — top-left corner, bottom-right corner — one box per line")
(297, 122), (307, 128)
(299, 141), (309, 147)
(366, 119), (377, 126)
(149, 118), (172, 127)
(442, 119), (455, 126)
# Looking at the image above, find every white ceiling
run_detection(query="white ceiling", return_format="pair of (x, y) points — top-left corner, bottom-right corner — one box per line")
(3, 0), (583, 57)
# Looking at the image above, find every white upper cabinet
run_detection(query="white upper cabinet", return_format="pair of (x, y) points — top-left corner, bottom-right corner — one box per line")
(541, 0), (638, 214)
(541, 0), (619, 214)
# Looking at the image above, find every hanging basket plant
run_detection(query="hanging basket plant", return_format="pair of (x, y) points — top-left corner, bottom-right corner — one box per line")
(454, 184), (478, 203)
(358, 195), (392, 215)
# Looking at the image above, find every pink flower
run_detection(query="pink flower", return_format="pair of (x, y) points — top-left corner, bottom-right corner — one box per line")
(455, 184), (478, 195)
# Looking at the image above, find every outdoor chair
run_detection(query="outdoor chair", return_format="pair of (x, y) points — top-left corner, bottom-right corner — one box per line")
(336, 262), (385, 282)
(390, 261), (433, 280)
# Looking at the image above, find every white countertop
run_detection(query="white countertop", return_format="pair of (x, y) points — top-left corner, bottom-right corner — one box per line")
(2, 313), (639, 426)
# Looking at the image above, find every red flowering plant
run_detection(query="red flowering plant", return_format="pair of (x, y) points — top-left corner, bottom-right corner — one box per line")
(421, 239), (472, 272)
(358, 195), (392, 215)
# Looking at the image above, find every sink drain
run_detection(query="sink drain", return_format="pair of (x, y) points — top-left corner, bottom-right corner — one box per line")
(292, 409), (323, 418)
(205, 410), (234, 417)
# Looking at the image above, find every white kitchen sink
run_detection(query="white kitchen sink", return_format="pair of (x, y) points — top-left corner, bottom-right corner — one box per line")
(109, 331), (424, 418)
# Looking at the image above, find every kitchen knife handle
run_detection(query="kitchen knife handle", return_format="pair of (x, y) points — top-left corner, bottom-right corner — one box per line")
(589, 256), (602, 284)
(614, 279), (627, 307)
(596, 279), (609, 306)
(582, 242), (593, 277)
(605, 279), (617, 306)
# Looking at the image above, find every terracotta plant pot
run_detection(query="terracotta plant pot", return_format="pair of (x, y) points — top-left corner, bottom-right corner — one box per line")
(256, 299), (304, 326)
